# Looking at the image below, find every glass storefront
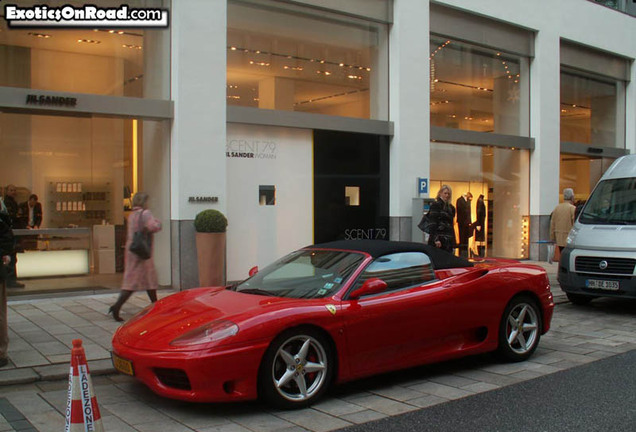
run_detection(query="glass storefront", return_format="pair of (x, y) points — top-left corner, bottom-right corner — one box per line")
(429, 35), (530, 136)
(226, 0), (389, 120)
(559, 155), (616, 206)
(0, 113), (169, 293)
(0, 0), (170, 99)
(430, 143), (530, 259)
(560, 71), (624, 149)
(0, 1), (171, 294)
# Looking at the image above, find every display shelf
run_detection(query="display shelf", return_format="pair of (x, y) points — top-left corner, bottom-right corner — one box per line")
(48, 180), (112, 228)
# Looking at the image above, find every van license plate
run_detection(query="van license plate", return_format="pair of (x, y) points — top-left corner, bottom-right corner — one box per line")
(585, 279), (619, 291)
(112, 353), (134, 376)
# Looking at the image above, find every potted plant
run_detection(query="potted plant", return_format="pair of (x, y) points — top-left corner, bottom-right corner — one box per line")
(194, 209), (228, 286)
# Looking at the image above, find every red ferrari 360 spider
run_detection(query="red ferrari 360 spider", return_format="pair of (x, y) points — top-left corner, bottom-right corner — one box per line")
(111, 240), (554, 409)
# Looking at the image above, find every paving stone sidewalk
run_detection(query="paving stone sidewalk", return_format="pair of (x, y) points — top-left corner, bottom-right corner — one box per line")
(1, 261), (635, 432)
(1, 290), (158, 385)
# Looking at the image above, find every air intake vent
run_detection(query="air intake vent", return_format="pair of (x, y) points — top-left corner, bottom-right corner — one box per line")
(154, 368), (191, 390)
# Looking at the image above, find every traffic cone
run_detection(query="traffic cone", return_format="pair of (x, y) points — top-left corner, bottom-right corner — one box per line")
(64, 339), (104, 432)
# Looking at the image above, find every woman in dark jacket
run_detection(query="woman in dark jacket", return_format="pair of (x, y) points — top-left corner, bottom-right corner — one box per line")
(427, 185), (456, 253)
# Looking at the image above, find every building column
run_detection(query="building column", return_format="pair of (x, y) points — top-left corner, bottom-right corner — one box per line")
(389, 0), (430, 241)
(142, 22), (171, 286)
(625, 61), (636, 155)
(171, 0), (227, 288)
(529, 28), (561, 260)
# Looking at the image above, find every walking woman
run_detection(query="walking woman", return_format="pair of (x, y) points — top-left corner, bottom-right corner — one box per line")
(108, 192), (162, 322)
(427, 185), (456, 253)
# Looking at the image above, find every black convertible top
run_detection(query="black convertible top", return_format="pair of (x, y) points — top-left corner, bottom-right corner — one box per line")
(308, 239), (473, 270)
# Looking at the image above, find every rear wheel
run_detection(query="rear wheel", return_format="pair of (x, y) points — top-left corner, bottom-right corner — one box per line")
(497, 295), (541, 362)
(259, 328), (333, 409)
(566, 293), (594, 305)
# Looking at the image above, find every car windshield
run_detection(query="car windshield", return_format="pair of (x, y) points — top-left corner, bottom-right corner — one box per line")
(579, 178), (636, 225)
(235, 249), (365, 299)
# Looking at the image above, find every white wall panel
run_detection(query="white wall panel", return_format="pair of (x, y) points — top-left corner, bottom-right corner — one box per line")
(226, 123), (313, 281)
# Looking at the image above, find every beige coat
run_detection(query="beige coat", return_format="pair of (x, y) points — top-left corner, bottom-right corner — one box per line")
(550, 202), (576, 247)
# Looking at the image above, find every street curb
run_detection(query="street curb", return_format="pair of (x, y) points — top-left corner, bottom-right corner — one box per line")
(0, 360), (116, 386)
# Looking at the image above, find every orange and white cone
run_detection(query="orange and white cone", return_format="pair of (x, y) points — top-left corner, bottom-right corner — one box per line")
(64, 339), (104, 432)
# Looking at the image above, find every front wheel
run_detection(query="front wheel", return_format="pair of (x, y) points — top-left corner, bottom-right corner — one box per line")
(497, 295), (541, 362)
(258, 328), (333, 409)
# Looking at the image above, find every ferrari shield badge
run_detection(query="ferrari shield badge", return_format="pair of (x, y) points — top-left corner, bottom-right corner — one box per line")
(325, 304), (337, 315)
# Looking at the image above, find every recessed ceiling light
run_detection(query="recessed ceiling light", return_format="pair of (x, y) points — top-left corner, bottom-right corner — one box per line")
(28, 32), (51, 39)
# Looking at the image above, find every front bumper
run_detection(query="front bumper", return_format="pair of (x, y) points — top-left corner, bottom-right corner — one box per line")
(111, 338), (269, 403)
(558, 248), (636, 300)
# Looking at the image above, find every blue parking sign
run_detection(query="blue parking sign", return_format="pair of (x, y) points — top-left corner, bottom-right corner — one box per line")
(418, 178), (428, 194)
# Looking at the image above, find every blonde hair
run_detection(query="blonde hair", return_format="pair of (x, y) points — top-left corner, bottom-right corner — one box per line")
(437, 184), (452, 201)
(132, 192), (149, 208)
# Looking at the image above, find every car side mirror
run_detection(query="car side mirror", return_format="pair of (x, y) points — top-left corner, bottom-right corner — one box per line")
(249, 266), (259, 277)
(349, 278), (387, 300)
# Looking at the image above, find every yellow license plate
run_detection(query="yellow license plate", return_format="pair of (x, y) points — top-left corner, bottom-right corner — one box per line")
(112, 353), (134, 376)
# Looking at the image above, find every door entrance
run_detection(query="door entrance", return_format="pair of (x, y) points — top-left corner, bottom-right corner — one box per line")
(313, 130), (389, 244)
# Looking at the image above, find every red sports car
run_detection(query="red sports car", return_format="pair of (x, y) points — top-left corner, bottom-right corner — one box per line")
(111, 240), (554, 409)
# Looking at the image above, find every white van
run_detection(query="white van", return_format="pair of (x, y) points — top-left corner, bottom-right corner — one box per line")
(558, 154), (636, 304)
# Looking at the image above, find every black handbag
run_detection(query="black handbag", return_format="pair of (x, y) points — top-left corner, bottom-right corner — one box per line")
(129, 210), (151, 260)
(417, 211), (432, 233)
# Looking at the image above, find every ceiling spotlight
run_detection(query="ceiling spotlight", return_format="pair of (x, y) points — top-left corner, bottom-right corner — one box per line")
(28, 32), (51, 39)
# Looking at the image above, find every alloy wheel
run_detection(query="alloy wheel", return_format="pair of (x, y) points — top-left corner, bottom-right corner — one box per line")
(271, 334), (328, 402)
(505, 302), (539, 355)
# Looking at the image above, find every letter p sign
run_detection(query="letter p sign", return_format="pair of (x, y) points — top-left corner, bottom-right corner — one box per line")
(418, 177), (428, 194)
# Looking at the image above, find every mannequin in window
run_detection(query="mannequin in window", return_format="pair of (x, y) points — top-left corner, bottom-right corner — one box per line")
(456, 192), (473, 258)
(473, 194), (486, 257)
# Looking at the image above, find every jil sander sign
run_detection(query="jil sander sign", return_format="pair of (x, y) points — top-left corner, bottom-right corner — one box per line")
(189, 196), (219, 203)
(26, 94), (78, 107)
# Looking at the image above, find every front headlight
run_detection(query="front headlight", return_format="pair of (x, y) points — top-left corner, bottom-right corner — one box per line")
(566, 226), (579, 245)
(170, 320), (239, 347)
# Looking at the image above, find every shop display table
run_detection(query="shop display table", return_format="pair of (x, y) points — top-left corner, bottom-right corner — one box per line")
(14, 228), (91, 278)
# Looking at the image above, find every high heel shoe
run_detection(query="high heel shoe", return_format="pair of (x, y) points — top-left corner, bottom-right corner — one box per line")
(108, 306), (124, 322)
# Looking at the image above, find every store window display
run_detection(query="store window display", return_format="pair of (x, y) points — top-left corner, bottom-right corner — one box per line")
(0, 112), (169, 291)
(430, 143), (530, 259)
